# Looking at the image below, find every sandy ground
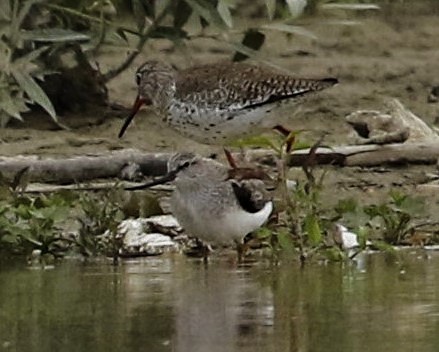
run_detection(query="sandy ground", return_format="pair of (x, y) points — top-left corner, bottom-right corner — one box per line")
(1, 3), (438, 224)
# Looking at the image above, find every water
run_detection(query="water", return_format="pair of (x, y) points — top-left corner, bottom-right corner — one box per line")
(1, 251), (439, 352)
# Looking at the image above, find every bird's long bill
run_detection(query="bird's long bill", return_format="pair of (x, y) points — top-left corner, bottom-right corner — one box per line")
(125, 170), (178, 191)
(118, 95), (146, 138)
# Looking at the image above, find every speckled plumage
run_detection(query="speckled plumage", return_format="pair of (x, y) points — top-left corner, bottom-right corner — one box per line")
(167, 153), (273, 246)
(119, 60), (338, 144)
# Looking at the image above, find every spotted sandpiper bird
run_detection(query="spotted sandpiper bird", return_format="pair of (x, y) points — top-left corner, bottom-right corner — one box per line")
(118, 60), (338, 148)
(128, 152), (273, 261)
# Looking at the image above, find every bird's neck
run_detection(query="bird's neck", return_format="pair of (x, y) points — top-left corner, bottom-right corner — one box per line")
(153, 81), (176, 114)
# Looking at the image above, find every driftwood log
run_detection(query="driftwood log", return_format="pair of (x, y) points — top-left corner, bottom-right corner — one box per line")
(282, 141), (439, 167)
(1, 142), (438, 186)
(0, 149), (170, 184)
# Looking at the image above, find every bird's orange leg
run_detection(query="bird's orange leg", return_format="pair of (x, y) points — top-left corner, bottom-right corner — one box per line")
(273, 125), (295, 152)
(224, 148), (238, 169)
(236, 242), (250, 263)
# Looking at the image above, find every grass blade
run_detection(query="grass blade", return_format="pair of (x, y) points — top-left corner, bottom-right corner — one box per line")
(185, 0), (226, 28)
(321, 4), (380, 11)
(217, 0), (233, 28)
(265, 0), (276, 20)
(21, 29), (90, 42)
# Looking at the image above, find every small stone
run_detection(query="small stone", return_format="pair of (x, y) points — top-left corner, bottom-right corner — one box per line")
(115, 215), (182, 257)
(427, 85), (439, 103)
(119, 162), (143, 181)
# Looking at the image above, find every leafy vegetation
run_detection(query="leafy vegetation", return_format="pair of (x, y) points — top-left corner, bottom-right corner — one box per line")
(248, 133), (431, 263)
(0, 149), (433, 264)
(0, 174), (125, 262)
(75, 190), (124, 261)
(0, 180), (73, 258)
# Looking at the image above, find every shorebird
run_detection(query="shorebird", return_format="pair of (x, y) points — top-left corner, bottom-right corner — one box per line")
(127, 152), (273, 261)
(118, 60), (338, 148)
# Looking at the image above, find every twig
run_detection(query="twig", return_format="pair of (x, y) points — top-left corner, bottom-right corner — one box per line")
(102, 2), (174, 82)
(92, 5), (107, 54)
(44, 3), (130, 31)
(278, 142), (305, 262)
(20, 182), (173, 193)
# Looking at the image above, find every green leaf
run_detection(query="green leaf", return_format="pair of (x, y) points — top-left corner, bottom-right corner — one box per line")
(0, 0), (11, 21)
(20, 233), (43, 247)
(370, 240), (395, 253)
(131, 0), (146, 31)
(230, 134), (280, 151)
(397, 196), (425, 215)
(1, 234), (19, 245)
(335, 198), (358, 214)
(305, 214), (322, 246)
(321, 4), (380, 11)
(12, 45), (49, 68)
(11, 70), (57, 121)
(16, 0), (43, 28)
(286, 0), (306, 18)
(149, 26), (188, 40)
(323, 247), (345, 261)
(264, 0), (276, 20)
(277, 228), (294, 251)
(262, 23), (317, 40)
(21, 29), (90, 43)
(115, 28), (129, 42)
(185, 0), (226, 28)
(254, 227), (272, 240)
(323, 20), (361, 26)
(232, 29), (265, 62)
(9, 0), (40, 44)
(0, 89), (28, 121)
(356, 226), (370, 249)
(173, 0), (193, 28)
(154, 0), (172, 19)
(217, 0), (233, 28)
(291, 139), (311, 151)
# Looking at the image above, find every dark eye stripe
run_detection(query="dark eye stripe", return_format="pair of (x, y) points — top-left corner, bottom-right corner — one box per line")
(135, 72), (141, 85)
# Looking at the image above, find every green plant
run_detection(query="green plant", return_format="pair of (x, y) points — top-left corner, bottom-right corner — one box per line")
(239, 130), (431, 263)
(0, 188), (73, 258)
(363, 190), (425, 244)
(246, 133), (346, 263)
(0, 0), (93, 126)
(75, 189), (124, 261)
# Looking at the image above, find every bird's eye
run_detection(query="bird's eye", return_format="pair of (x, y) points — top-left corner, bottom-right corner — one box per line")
(135, 72), (142, 85)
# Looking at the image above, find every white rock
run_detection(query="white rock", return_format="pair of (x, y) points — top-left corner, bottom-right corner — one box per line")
(336, 224), (360, 249)
(116, 215), (181, 256)
(143, 215), (182, 230)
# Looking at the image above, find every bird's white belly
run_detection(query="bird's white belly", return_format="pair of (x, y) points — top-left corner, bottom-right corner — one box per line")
(220, 202), (273, 242)
(171, 191), (273, 245)
(166, 101), (299, 145)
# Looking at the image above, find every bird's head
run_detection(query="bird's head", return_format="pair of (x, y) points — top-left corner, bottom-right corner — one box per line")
(118, 60), (176, 138)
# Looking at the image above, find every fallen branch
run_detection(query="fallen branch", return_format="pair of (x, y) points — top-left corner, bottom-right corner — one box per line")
(0, 149), (170, 184)
(251, 142), (439, 167)
(1, 142), (438, 185)
(20, 182), (173, 194)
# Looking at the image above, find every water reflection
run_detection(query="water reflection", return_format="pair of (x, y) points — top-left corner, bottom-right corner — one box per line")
(1, 251), (439, 352)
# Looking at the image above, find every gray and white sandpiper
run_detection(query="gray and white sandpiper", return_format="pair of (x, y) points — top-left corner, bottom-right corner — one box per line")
(118, 60), (338, 147)
(129, 152), (273, 261)
(170, 153), (273, 261)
